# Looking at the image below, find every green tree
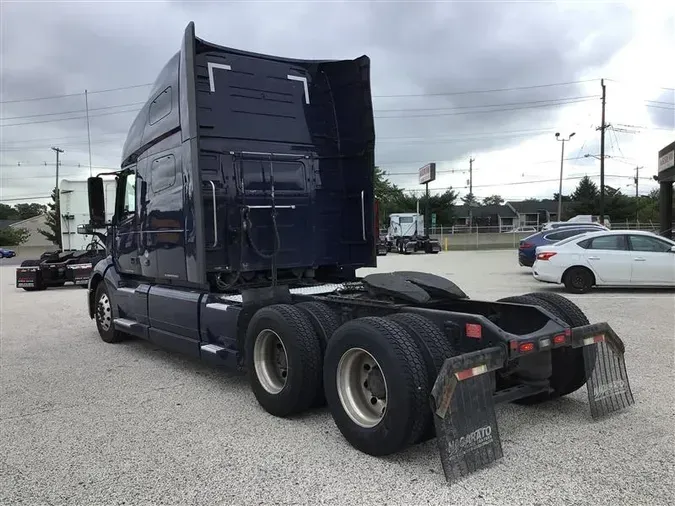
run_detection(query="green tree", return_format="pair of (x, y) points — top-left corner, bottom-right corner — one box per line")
(37, 187), (61, 248)
(374, 166), (411, 226)
(0, 226), (29, 246)
(14, 203), (47, 220)
(461, 192), (478, 206)
(635, 189), (660, 223)
(569, 176), (599, 215)
(482, 194), (504, 205)
(0, 203), (19, 220)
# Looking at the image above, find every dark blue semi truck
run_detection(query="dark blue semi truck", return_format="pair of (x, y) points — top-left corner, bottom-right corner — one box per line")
(83, 22), (634, 483)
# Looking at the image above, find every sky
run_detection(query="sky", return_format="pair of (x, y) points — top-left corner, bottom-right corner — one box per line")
(1, 0), (673, 207)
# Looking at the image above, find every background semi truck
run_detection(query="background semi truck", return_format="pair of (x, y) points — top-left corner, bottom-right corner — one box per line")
(83, 22), (634, 484)
(15, 178), (115, 291)
(385, 212), (441, 254)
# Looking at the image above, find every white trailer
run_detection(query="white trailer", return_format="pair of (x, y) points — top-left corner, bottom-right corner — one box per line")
(59, 178), (116, 251)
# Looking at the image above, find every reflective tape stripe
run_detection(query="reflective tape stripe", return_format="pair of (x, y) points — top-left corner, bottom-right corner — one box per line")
(455, 364), (488, 381)
(583, 334), (605, 346)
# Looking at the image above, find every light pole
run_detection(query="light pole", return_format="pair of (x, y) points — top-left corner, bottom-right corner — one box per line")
(555, 132), (575, 220)
(51, 147), (64, 250)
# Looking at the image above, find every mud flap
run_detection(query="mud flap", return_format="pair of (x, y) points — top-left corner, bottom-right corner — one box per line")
(67, 263), (94, 285)
(16, 267), (40, 289)
(570, 323), (635, 418)
(430, 346), (507, 484)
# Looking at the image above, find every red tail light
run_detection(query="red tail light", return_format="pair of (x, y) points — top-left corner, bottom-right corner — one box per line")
(519, 342), (535, 353)
(519, 242), (534, 249)
(536, 251), (557, 261)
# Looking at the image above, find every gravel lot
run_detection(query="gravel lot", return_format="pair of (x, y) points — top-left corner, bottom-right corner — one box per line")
(1, 249), (673, 506)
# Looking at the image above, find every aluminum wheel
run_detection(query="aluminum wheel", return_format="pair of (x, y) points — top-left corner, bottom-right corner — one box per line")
(336, 347), (388, 428)
(97, 292), (112, 331)
(253, 329), (289, 395)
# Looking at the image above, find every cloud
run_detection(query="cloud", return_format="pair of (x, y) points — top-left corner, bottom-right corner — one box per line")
(647, 89), (675, 130)
(0, 0), (668, 205)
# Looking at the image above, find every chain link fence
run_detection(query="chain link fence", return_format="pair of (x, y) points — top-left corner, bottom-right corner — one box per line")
(379, 222), (672, 251)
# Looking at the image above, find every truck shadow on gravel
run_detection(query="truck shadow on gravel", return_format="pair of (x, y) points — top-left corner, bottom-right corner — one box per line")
(533, 286), (675, 296)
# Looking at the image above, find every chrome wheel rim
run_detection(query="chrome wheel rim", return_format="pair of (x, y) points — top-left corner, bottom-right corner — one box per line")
(336, 347), (388, 428)
(253, 329), (288, 394)
(97, 292), (112, 331)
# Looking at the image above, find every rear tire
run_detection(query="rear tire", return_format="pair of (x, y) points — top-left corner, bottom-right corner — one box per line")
(245, 304), (323, 418)
(295, 301), (341, 407)
(323, 316), (429, 456)
(563, 266), (594, 294)
(525, 291), (595, 397)
(496, 294), (555, 405)
(385, 312), (457, 443)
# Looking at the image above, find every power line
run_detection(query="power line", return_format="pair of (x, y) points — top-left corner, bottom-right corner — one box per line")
(374, 95), (597, 113)
(0, 101), (146, 121)
(0, 107), (142, 128)
(602, 77), (675, 92)
(372, 78), (600, 98)
(0, 194), (53, 202)
(0, 83), (153, 105)
(0, 96), (596, 128)
(374, 97), (598, 119)
(0, 96), (595, 129)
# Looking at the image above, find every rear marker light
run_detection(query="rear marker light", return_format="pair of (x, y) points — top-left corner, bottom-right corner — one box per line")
(465, 323), (482, 339)
(583, 334), (605, 346)
(455, 364), (488, 381)
(536, 252), (557, 261)
(553, 334), (566, 345)
(519, 342), (535, 353)
(519, 242), (534, 249)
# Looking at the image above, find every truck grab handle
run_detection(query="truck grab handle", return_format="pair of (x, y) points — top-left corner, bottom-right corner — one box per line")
(207, 180), (218, 247)
(361, 190), (366, 241)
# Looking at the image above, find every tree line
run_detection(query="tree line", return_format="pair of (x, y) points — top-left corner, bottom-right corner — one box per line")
(0, 189), (60, 246)
(1, 173), (669, 246)
(375, 167), (665, 226)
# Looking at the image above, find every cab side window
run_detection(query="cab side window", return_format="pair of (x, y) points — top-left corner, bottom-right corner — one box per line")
(122, 173), (137, 216)
(628, 235), (672, 253)
(579, 235), (627, 250)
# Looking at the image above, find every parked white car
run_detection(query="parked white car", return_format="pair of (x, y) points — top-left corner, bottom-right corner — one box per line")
(532, 229), (675, 293)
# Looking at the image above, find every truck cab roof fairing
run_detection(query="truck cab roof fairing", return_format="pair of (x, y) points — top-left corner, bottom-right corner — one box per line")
(121, 51), (181, 168)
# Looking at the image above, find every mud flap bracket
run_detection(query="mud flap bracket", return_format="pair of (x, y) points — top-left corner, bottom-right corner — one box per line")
(430, 346), (507, 484)
(569, 323), (635, 419)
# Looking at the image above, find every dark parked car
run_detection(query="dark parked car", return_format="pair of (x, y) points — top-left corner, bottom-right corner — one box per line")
(518, 226), (605, 267)
(0, 247), (16, 258)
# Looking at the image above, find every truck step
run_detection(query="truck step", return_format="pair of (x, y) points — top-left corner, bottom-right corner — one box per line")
(200, 343), (239, 369)
(201, 344), (225, 354)
(113, 318), (147, 338)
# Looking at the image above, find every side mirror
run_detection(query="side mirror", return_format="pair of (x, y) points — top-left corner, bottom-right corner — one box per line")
(87, 176), (106, 227)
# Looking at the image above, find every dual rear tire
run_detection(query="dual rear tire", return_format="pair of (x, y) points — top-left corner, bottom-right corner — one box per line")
(245, 304), (454, 456)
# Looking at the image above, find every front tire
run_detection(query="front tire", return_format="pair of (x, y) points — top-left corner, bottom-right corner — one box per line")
(94, 282), (126, 343)
(323, 317), (429, 456)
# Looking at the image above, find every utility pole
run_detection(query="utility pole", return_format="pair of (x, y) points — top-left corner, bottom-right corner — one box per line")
(555, 131), (576, 220)
(599, 79), (606, 225)
(85, 89), (93, 177)
(635, 165), (642, 222)
(51, 147), (64, 250)
(469, 157), (475, 232)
